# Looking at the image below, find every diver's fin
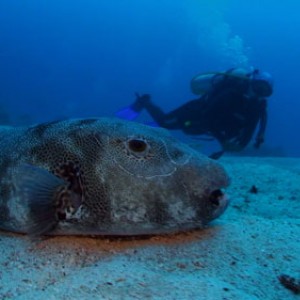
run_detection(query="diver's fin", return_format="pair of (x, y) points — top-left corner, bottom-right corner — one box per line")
(14, 164), (66, 236)
(115, 105), (141, 120)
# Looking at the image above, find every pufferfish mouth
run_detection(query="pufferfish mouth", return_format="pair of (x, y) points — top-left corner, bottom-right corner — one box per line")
(209, 189), (230, 220)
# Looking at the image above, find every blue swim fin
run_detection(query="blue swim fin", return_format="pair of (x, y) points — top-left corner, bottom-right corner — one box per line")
(115, 106), (140, 121)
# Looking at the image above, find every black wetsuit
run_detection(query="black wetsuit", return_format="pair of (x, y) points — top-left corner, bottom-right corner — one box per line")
(135, 75), (268, 156)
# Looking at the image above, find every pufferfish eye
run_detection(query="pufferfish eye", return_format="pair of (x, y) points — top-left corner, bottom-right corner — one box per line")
(128, 139), (148, 153)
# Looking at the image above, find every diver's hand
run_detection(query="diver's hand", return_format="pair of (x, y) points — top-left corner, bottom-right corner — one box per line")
(209, 150), (224, 160)
(221, 140), (244, 152)
(254, 136), (264, 149)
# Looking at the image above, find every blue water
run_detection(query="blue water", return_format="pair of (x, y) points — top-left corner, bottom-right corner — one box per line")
(0, 0), (299, 156)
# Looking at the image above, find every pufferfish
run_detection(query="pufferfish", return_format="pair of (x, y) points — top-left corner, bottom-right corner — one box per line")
(0, 117), (230, 236)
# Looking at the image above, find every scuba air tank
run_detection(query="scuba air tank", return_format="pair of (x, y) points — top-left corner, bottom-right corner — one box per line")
(190, 68), (249, 95)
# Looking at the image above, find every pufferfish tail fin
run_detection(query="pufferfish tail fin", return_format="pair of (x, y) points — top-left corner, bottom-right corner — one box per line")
(14, 164), (66, 236)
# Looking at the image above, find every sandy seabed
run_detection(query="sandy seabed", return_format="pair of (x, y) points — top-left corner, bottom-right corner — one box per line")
(0, 157), (299, 300)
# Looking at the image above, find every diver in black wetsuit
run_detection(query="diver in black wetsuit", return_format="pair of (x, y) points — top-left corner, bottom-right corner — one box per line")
(118, 68), (273, 159)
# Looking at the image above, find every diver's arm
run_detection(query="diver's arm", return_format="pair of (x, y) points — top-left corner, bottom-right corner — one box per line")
(231, 99), (268, 149)
(254, 100), (268, 148)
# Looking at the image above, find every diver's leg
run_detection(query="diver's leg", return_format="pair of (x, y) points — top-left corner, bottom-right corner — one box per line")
(144, 103), (185, 129)
(143, 101), (169, 126)
(133, 94), (181, 129)
(115, 93), (179, 127)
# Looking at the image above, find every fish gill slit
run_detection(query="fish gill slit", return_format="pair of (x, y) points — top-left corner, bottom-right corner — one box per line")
(161, 138), (192, 166)
(112, 158), (178, 179)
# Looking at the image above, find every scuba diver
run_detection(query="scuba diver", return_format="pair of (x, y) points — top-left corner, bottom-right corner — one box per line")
(116, 68), (274, 159)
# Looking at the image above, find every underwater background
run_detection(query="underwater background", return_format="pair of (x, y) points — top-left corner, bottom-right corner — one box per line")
(0, 0), (299, 156)
(0, 2), (300, 299)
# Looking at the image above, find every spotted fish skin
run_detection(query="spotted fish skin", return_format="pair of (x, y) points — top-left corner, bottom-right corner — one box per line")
(0, 118), (230, 236)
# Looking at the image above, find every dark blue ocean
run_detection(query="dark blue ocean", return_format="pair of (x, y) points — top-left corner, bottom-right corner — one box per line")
(0, 0), (299, 156)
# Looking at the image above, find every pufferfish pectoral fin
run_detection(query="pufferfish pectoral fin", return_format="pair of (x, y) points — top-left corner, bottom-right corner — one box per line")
(15, 164), (67, 236)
